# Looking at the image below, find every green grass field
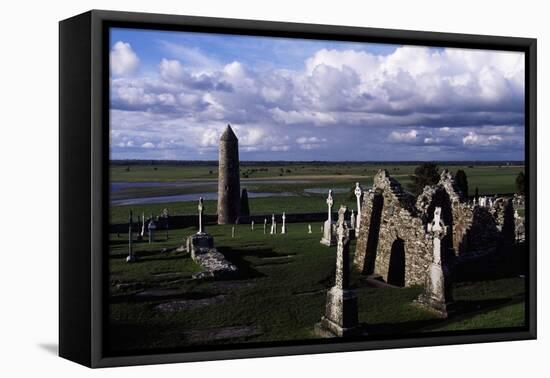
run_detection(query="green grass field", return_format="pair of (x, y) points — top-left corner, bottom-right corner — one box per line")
(108, 162), (525, 353)
(108, 222), (525, 353)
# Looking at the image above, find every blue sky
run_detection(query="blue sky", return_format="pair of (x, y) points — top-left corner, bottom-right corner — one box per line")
(109, 27), (525, 161)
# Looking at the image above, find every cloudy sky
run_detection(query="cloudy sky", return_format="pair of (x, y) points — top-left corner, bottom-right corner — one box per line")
(109, 28), (525, 161)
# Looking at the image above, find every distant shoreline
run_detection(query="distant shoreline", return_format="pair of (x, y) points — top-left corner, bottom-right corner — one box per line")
(110, 160), (525, 166)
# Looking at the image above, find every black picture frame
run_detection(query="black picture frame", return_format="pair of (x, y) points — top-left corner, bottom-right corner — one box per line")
(59, 9), (537, 368)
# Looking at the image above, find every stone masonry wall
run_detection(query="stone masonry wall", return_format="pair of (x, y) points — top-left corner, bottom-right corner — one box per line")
(354, 170), (431, 286)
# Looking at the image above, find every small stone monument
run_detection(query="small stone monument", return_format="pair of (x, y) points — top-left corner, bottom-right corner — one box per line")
(270, 214), (276, 235)
(187, 198), (214, 258)
(263, 218), (267, 234)
(308, 224), (312, 234)
(350, 209), (356, 230)
(251, 220), (254, 230)
(232, 226), (235, 238)
(148, 214), (157, 244)
(126, 211), (137, 263)
(281, 212), (287, 234)
(416, 207), (454, 318)
(315, 205), (359, 337)
(140, 212), (146, 239)
(479, 196), (486, 207)
(354, 182), (362, 229)
(320, 190), (336, 246)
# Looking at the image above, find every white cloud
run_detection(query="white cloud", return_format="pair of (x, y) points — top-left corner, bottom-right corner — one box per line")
(110, 41), (140, 77)
(141, 142), (155, 149)
(388, 129), (418, 142)
(159, 59), (184, 81)
(462, 132), (503, 146)
(270, 145), (290, 152)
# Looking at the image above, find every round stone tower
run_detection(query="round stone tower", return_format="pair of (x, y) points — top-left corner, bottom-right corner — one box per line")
(217, 124), (241, 224)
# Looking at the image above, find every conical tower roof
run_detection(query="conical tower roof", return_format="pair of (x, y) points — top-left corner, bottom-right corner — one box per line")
(220, 124), (238, 141)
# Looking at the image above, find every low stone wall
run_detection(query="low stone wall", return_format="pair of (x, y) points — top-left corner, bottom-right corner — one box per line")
(110, 212), (327, 233)
(186, 234), (238, 280)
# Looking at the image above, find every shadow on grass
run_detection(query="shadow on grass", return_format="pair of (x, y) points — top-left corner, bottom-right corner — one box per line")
(364, 296), (523, 336)
(454, 243), (527, 283)
(217, 246), (267, 280)
(110, 290), (221, 304)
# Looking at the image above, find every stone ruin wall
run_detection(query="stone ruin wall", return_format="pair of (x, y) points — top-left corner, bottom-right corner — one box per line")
(354, 169), (508, 287)
(354, 170), (431, 286)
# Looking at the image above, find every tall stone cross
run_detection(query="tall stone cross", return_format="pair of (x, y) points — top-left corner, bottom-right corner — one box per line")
(335, 206), (351, 290)
(315, 205), (359, 337)
(326, 190), (334, 223)
(126, 211), (136, 263)
(270, 214), (276, 234)
(128, 211), (133, 254)
(354, 182), (362, 229)
(418, 206), (452, 317)
(281, 212), (287, 234)
(427, 207), (446, 265)
(197, 197), (204, 234)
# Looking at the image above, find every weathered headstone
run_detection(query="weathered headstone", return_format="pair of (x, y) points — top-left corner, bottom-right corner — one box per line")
(281, 212), (287, 234)
(251, 220), (254, 230)
(126, 211), (137, 263)
(416, 207), (453, 317)
(140, 212), (145, 238)
(350, 209), (356, 230)
(320, 190), (336, 246)
(148, 213), (157, 244)
(354, 182), (363, 229)
(308, 224), (312, 234)
(270, 214), (276, 235)
(315, 206), (359, 337)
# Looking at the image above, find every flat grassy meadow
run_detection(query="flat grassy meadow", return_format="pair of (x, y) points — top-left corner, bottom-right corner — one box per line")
(108, 222), (525, 353)
(107, 161), (526, 353)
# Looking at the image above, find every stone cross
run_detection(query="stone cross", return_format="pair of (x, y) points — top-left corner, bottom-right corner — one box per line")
(326, 190), (334, 223)
(335, 206), (351, 289)
(197, 197), (204, 234)
(320, 190), (337, 246)
(350, 209), (356, 229)
(126, 211), (135, 262)
(315, 205), (359, 337)
(148, 213), (157, 244)
(308, 224), (312, 234)
(251, 220), (254, 230)
(281, 212), (287, 234)
(264, 218), (267, 234)
(418, 206), (452, 317)
(140, 212), (145, 237)
(354, 183), (362, 229)
(479, 196), (486, 207)
(270, 214), (276, 234)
